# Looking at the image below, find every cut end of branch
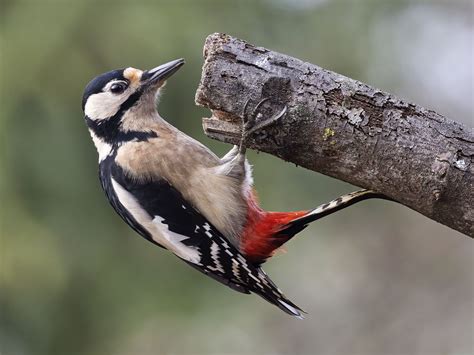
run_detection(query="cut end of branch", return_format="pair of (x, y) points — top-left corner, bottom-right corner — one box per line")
(202, 33), (233, 59)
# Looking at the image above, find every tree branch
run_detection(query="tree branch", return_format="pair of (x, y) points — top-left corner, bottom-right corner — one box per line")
(195, 33), (474, 237)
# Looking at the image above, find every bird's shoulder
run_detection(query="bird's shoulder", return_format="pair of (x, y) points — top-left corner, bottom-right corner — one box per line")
(113, 124), (219, 180)
(100, 162), (262, 292)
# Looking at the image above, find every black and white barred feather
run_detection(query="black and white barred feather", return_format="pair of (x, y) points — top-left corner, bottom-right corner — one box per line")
(100, 151), (304, 318)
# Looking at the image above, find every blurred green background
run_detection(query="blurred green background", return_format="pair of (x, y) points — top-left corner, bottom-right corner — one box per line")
(1, 1), (473, 354)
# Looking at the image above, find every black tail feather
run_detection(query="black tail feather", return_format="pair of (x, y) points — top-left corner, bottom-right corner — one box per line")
(253, 268), (306, 319)
(279, 189), (391, 236)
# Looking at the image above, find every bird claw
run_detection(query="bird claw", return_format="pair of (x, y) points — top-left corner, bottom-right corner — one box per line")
(239, 98), (287, 154)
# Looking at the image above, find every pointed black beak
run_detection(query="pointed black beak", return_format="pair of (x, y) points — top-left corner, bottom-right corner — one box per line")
(141, 58), (185, 86)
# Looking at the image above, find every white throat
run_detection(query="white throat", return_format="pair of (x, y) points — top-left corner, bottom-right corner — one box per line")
(89, 129), (112, 162)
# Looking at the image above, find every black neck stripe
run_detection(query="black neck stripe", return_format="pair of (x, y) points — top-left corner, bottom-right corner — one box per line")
(85, 89), (145, 143)
(117, 130), (158, 142)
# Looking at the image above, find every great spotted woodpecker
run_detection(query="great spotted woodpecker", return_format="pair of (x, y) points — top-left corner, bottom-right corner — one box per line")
(82, 59), (387, 318)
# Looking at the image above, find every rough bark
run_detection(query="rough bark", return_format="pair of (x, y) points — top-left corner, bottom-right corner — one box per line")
(195, 33), (474, 237)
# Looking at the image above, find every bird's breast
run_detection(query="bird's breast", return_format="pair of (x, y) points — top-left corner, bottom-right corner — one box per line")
(114, 137), (249, 246)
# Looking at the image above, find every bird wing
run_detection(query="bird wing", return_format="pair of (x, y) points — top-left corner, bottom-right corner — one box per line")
(103, 164), (304, 318)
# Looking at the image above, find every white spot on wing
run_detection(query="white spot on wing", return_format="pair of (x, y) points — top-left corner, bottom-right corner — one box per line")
(237, 254), (247, 263)
(238, 258), (262, 286)
(207, 242), (224, 273)
(152, 216), (189, 243)
(232, 259), (242, 282)
(111, 178), (201, 264)
(203, 223), (213, 238)
(151, 216), (201, 263)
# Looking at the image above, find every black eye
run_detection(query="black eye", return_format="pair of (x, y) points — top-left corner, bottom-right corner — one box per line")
(110, 82), (127, 94)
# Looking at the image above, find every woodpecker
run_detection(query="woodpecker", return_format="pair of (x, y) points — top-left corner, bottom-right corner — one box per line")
(82, 58), (387, 318)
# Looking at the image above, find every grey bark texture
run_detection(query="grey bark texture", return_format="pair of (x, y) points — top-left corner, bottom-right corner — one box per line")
(195, 33), (474, 237)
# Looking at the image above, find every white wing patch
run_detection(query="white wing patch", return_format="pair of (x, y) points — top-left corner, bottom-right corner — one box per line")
(152, 216), (201, 263)
(152, 216), (189, 243)
(111, 178), (201, 264)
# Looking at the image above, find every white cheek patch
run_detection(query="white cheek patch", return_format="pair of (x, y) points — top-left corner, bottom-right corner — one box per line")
(111, 178), (201, 264)
(84, 91), (128, 120)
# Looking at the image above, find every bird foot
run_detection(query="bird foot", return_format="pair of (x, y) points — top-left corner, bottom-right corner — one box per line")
(239, 98), (287, 154)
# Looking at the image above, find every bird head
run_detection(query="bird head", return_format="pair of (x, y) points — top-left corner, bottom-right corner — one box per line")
(82, 58), (184, 120)
(82, 59), (184, 152)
